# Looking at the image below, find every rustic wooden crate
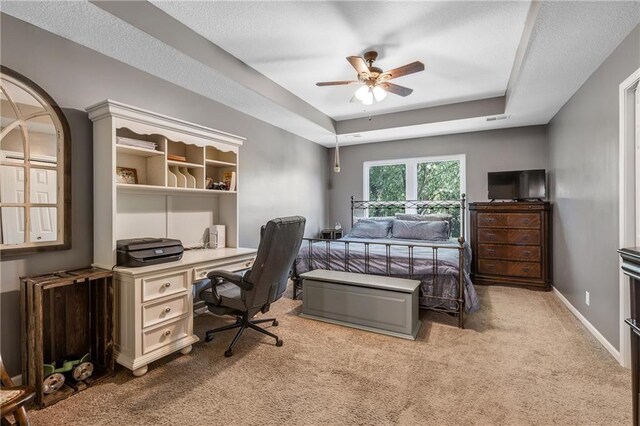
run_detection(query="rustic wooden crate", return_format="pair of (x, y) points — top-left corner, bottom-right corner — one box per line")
(20, 268), (114, 408)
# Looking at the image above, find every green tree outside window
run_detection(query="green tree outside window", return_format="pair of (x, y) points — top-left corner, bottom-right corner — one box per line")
(366, 159), (462, 235)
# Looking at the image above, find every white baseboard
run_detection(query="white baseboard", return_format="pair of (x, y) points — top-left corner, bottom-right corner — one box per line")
(552, 286), (622, 365)
(11, 374), (22, 385)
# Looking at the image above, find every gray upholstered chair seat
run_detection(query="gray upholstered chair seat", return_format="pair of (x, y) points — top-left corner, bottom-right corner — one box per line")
(200, 281), (244, 311)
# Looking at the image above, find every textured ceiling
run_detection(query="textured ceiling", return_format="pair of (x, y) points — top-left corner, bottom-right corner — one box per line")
(151, 1), (530, 120)
(506, 0), (640, 122)
(2, 1), (640, 147)
(0, 0), (337, 143)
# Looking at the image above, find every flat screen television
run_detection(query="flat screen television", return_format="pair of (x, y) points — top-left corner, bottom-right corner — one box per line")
(488, 169), (546, 200)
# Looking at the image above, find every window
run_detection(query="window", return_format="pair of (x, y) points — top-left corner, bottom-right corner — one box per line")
(363, 154), (466, 234)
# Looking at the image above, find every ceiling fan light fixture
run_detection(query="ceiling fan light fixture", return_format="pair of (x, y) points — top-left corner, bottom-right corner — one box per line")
(372, 85), (387, 102)
(317, 51), (425, 105)
(354, 85), (370, 101)
(361, 89), (374, 105)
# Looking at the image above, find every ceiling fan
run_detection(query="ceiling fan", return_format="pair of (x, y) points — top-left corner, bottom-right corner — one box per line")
(316, 51), (425, 105)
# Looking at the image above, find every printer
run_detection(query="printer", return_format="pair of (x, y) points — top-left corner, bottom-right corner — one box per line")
(116, 238), (184, 267)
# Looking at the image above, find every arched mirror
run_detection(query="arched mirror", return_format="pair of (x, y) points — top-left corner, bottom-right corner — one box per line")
(0, 66), (71, 254)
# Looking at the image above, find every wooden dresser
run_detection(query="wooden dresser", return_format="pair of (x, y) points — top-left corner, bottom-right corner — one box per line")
(470, 201), (552, 289)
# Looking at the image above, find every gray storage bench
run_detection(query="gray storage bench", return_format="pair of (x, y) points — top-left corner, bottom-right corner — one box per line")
(299, 270), (422, 340)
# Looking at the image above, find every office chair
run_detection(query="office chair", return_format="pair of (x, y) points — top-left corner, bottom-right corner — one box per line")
(198, 216), (305, 357)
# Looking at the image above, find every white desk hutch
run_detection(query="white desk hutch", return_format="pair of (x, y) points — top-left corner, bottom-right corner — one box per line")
(87, 100), (257, 376)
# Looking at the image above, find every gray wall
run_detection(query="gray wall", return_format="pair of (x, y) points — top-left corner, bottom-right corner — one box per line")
(547, 25), (640, 350)
(328, 126), (548, 232)
(0, 14), (328, 375)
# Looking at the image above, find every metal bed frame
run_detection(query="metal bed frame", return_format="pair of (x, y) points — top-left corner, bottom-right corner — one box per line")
(292, 195), (468, 328)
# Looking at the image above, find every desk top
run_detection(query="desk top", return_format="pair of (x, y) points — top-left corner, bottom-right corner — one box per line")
(113, 247), (257, 276)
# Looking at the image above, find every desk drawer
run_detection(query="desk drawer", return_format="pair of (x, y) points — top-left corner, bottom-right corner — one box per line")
(477, 229), (540, 245)
(142, 316), (189, 355)
(142, 271), (189, 302)
(478, 260), (541, 278)
(478, 244), (541, 261)
(142, 294), (189, 329)
(193, 258), (255, 281)
(478, 213), (540, 229)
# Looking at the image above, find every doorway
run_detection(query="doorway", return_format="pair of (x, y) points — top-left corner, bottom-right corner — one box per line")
(619, 67), (640, 369)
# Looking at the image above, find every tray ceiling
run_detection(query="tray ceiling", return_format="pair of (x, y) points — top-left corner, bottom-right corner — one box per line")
(152, 1), (530, 121)
(2, 1), (639, 146)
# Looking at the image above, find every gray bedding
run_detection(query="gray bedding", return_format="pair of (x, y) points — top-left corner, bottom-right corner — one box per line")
(293, 236), (480, 312)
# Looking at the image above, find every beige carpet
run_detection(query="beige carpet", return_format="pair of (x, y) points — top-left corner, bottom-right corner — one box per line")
(27, 285), (630, 425)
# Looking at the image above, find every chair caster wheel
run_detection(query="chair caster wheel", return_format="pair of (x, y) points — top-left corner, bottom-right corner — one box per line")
(205, 334), (214, 342)
(272, 320), (279, 327)
(224, 350), (233, 357)
(276, 339), (283, 347)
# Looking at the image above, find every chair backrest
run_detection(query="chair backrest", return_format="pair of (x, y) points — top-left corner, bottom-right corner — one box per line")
(243, 216), (306, 313)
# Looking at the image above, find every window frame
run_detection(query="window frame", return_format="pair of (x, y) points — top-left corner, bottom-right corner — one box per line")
(0, 66), (71, 255)
(363, 154), (467, 203)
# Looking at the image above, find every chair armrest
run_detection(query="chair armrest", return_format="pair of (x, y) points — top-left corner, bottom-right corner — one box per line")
(207, 270), (253, 291)
(195, 279), (215, 303)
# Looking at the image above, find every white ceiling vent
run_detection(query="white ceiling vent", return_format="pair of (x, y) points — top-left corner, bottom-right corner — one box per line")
(486, 115), (511, 122)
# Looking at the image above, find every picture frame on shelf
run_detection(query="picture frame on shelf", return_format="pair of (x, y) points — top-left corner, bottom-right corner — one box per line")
(116, 167), (138, 184)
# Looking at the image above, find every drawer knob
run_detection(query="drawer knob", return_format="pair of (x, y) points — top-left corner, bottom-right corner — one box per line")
(164, 329), (171, 336)
(523, 219), (530, 224)
(523, 251), (531, 256)
(245, 261), (251, 267)
(523, 268), (530, 272)
(487, 264), (495, 269)
(523, 235), (529, 240)
(163, 282), (171, 288)
(164, 307), (171, 313)
(487, 249), (495, 254)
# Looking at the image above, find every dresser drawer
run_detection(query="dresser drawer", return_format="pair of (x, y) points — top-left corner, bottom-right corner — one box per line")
(478, 244), (541, 262)
(477, 229), (540, 245)
(142, 316), (189, 355)
(142, 294), (189, 329)
(478, 260), (541, 278)
(477, 213), (540, 229)
(193, 258), (255, 281)
(142, 271), (189, 302)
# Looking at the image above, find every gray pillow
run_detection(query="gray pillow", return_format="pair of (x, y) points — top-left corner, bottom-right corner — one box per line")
(391, 219), (450, 241)
(349, 219), (392, 238)
(354, 216), (395, 223)
(395, 213), (452, 223)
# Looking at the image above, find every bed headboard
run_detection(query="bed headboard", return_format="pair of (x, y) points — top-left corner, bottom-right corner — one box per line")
(350, 194), (467, 241)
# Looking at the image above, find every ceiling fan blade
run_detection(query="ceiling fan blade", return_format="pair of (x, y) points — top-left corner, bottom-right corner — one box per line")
(379, 61), (425, 81)
(316, 80), (359, 86)
(346, 56), (370, 78)
(379, 82), (413, 97)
